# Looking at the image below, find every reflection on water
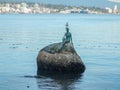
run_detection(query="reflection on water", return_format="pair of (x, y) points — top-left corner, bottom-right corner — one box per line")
(36, 71), (83, 90)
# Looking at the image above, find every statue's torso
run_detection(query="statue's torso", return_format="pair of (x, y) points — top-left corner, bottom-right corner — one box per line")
(65, 32), (71, 42)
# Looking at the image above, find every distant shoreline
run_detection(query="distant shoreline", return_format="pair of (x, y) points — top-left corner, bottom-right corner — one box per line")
(0, 2), (119, 14)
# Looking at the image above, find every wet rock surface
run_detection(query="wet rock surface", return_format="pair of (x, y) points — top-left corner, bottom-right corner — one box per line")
(37, 42), (85, 73)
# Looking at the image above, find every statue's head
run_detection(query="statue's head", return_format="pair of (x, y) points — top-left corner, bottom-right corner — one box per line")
(66, 22), (69, 32)
(66, 28), (69, 32)
(66, 22), (68, 27)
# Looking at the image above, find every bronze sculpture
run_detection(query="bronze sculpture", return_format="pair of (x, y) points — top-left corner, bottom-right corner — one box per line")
(62, 22), (72, 46)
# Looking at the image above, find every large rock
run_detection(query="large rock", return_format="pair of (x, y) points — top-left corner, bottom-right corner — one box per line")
(37, 42), (85, 73)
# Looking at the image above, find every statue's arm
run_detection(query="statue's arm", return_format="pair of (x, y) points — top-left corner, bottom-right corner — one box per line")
(70, 34), (72, 42)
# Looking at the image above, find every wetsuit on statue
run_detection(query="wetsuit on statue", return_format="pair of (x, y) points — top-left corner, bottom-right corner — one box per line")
(62, 22), (72, 46)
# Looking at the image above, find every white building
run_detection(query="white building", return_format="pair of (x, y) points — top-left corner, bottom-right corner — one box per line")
(60, 10), (70, 14)
(113, 5), (118, 14)
(105, 7), (112, 14)
(33, 3), (41, 13)
(19, 3), (31, 13)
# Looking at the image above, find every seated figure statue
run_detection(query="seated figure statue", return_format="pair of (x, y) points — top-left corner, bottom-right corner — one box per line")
(55, 23), (73, 53)
(57, 23), (72, 53)
(62, 22), (72, 46)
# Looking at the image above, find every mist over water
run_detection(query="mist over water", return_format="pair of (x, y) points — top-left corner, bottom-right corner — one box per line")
(0, 14), (120, 90)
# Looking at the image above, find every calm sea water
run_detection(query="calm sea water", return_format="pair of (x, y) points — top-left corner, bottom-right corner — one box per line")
(0, 14), (120, 90)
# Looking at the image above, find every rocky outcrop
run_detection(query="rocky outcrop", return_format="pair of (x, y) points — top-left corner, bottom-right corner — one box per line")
(37, 42), (85, 73)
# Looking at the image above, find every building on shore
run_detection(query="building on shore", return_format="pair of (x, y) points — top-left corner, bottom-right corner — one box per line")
(113, 5), (119, 14)
(105, 7), (112, 14)
(0, 2), (115, 14)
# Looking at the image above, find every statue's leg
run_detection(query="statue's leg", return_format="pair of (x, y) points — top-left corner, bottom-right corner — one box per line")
(57, 41), (65, 53)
